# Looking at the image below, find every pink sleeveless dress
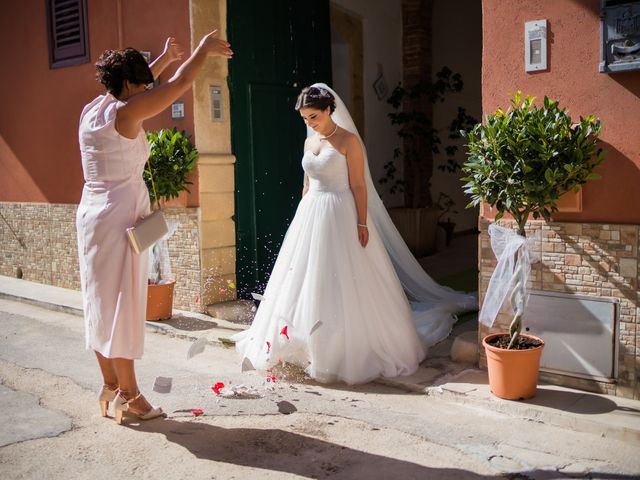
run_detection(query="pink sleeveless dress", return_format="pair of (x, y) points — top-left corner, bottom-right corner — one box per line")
(76, 94), (151, 359)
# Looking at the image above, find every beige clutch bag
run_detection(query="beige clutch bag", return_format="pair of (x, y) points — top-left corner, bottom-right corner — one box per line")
(127, 209), (168, 255)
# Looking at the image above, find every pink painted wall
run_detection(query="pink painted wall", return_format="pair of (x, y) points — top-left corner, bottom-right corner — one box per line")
(482, 0), (640, 224)
(0, 0), (196, 206)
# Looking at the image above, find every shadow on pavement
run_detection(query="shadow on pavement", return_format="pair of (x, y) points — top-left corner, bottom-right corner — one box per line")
(127, 418), (639, 479)
(523, 387), (640, 416)
(150, 314), (218, 331)
(129, 418), (491, 479)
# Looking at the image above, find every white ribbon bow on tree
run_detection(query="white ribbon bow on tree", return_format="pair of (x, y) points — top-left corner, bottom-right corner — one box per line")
(479, 224), (541, 328)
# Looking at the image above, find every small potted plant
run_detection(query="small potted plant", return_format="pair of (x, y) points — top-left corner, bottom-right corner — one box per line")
(144, 127), (198, 320)
(461, 93), (605, 400)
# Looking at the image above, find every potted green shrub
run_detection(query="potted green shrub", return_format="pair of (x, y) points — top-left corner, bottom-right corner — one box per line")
(461, 92), (605, 399)
(380, 67), (477, 256)
(144, 127), (198, 320)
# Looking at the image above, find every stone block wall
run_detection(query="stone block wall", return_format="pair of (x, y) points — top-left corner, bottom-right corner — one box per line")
(0, 202), (201, 312)
(478, 218), (639, 399)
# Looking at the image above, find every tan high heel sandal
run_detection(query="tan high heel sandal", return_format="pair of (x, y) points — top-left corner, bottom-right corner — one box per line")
(113, 392), (164, 425)
(98, 385), (117, 417)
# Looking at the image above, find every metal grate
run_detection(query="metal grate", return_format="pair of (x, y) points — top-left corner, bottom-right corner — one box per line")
(46, 0), (89, 69)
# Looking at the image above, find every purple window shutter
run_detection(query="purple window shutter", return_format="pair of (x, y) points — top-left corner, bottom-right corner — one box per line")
(46, 0), (90, 69)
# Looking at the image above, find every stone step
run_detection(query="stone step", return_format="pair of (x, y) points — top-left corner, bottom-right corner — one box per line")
(207, 299), (256, 325)
(450, 330), (479, 363)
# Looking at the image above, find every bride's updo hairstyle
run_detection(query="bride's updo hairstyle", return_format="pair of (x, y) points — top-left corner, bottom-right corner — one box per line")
(95, 48), (154, 98)
(295, 86), (336, 114)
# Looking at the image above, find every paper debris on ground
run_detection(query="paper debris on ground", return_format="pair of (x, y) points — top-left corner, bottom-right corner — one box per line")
(153, 376), (173, 394)
(220, 384), (262, 399)
(241, 357), (255, 372)
(187, 336), (208, 359)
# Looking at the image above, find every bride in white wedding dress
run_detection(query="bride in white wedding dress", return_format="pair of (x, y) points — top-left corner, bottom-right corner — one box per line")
(232, 84), (476, 385)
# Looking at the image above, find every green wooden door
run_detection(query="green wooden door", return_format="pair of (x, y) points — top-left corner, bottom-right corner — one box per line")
(228, 1), (332, 297)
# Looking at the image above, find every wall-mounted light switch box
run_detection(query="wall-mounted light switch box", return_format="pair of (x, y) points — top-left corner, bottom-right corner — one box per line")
(210, 85), (223, 122)
(525, 19), (548, 72)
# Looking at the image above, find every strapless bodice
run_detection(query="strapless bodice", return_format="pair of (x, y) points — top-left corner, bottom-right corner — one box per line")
(302, 144), (350, 193)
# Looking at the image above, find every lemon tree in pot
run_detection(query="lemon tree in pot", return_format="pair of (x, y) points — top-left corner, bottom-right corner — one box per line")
(144, 127), (198, 320)
(461, 93), (605, 399)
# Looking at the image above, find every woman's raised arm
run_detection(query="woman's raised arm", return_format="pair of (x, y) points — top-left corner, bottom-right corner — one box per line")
(117, 29), (232, 136)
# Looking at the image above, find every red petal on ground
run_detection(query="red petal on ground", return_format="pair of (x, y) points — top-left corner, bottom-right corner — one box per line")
(191, 409), (203, 416)
(211, 382), (225, 395)
(266, 341), (271, 353)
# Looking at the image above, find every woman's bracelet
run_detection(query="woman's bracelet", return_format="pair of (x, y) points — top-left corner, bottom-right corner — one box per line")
(357, 223), (368, 228)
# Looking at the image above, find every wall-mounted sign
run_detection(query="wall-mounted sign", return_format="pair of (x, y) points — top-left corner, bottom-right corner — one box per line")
(525, 19), (548, 72)
(210, 85), (223, 122)
(171, 101), (185, 120)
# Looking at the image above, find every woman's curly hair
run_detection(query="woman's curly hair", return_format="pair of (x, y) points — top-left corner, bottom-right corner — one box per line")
(295, 86), (336, 114)
(95, 48), (154, 98)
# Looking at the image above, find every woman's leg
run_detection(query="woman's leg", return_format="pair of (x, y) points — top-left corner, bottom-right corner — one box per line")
(111, 358), (152, 413)
(95, 351), (118, 389)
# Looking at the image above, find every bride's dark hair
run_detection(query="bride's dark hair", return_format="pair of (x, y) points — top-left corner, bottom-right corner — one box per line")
(295, 86), (336, 114)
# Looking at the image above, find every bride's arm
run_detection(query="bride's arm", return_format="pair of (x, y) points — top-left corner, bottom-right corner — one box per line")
(302, 137), (310, 197)
(345, 135), (369, 247)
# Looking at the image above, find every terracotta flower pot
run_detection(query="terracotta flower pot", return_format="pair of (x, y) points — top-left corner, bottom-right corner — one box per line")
(482, 333), (544, 400)
(146, 280), (175, 321)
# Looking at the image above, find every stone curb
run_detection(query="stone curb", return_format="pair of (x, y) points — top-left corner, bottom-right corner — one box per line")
(426, 386), (640, 446)
(376, 372), (640, 446)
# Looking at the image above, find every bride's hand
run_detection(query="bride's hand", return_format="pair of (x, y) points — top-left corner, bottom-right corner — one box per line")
(200, 29), (233, 58)
(358, 224), (369, 248)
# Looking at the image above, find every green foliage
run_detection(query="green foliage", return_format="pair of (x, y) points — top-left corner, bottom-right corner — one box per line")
(145, 128), (199, 208)
(379, 67), (477, 206)
(461, 93), (605, 236)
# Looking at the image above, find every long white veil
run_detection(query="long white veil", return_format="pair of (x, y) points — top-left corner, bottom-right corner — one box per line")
(309, 83), (477, 346)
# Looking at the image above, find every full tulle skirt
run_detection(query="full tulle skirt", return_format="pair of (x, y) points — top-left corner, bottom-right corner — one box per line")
(232, 188), (427, 385)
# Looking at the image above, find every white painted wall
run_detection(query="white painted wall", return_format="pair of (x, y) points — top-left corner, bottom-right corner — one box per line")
(330, 0), (404, 207)
(431, 0), (482, 232)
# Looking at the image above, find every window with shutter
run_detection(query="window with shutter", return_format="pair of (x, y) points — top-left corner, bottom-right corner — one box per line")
(46, 0), (89, 69)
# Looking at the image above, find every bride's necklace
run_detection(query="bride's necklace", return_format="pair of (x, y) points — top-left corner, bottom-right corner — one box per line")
(320, 124), (338, 140)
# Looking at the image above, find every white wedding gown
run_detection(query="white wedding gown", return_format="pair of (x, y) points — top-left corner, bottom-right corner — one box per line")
(233, 83), (476, 385)
(234, 143), (433, 384)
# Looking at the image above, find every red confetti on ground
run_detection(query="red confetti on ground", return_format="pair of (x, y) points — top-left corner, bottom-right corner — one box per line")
(280, 326), (289, 340)
(266, 375), (277, 383)
(219, 289), (226, 295)
(266, 341), (271, 353)
(191, 409), (203, 416)
(211, 382), (225, 395)
(195, 296), (199, 304)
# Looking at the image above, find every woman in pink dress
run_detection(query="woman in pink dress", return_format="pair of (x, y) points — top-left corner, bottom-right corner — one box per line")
(77, 32), (232, 424)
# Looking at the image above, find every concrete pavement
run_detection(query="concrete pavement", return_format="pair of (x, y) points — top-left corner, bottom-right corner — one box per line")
(1, 276), (640, 478)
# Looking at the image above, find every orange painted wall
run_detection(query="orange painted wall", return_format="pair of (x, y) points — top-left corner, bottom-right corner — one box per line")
(0, 0), (197, 206)
(482, 0), (640, 224)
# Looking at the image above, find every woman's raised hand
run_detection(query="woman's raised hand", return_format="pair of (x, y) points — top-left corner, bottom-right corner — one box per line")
(163, 37), (184, 63)
(199, 30), (233, 58)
